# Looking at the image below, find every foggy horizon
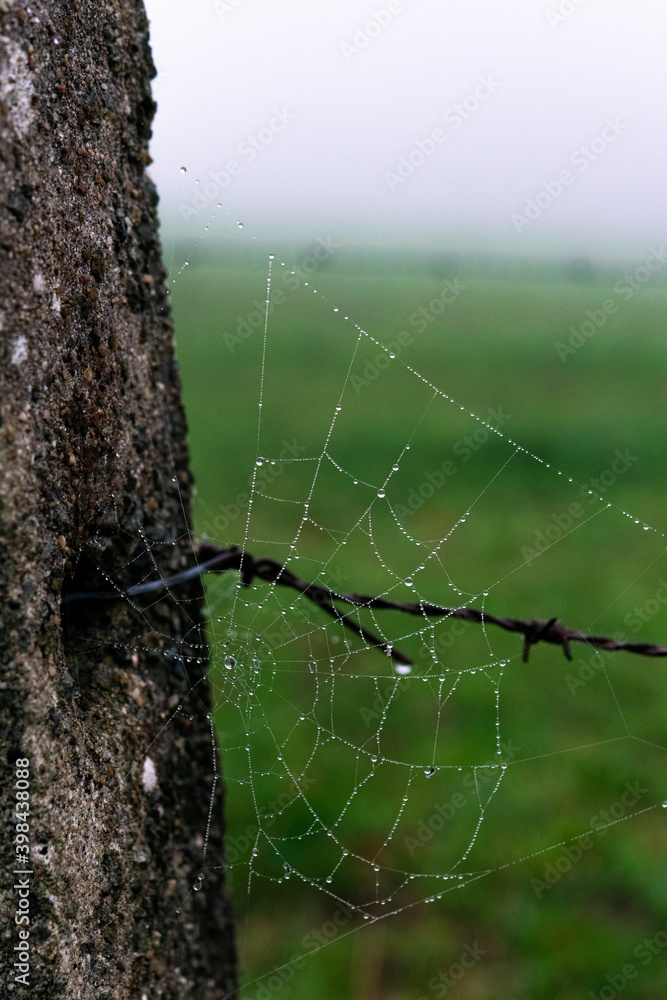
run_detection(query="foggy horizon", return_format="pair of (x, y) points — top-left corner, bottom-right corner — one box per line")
(144, 1), (665, 260)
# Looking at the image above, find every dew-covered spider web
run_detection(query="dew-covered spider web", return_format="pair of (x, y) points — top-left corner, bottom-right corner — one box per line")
(79, 214), (667, 998)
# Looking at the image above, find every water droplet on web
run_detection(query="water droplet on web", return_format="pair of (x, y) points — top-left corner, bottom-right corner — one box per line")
(237, 221), (243, 228)
(269, 253), (275, 260)
(252, 846), (259, 855)
(377, 490), (385, 499)
(224, 655), (236, 670)
(180, 166), (187, 174)
(395, 663), (412, 675)
(256, 458), (263, 466)
(325, 875), (332, 883)
(425, 766), (435, 777)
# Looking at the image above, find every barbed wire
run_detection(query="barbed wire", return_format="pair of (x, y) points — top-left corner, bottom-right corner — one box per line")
(64, 541), (667, 666)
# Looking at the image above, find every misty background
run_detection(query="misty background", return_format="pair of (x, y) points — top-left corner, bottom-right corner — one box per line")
(143, 0), (664, 259)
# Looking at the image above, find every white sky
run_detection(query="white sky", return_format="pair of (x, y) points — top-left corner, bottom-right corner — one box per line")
(144, 0), (666, 255)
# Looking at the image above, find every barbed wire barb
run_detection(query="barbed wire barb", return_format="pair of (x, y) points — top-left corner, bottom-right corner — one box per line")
(64, 542), (667, 666)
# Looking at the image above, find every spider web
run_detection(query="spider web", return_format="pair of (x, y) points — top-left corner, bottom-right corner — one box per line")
(142, 215), (667, 998)
(71, 201), (667, 997)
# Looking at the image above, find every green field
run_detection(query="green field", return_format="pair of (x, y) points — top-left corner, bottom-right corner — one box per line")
(170, 244), (667, 1000)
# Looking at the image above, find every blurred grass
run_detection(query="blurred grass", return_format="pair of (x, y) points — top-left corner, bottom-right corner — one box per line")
(170, 245), (667, 1000)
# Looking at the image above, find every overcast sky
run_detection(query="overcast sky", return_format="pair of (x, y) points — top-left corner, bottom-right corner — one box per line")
(143, 0), (665, 255)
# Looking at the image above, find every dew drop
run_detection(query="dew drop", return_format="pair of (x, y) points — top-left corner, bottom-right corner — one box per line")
(269, 253), (275, 260)
(425, 766), (435, 777)
(224, 655), (237, 670)
(377, 490), (386, 499)
(180, 166), (187, 174)
(237, 221), (244, 228)
(395, 663), (412, 675)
